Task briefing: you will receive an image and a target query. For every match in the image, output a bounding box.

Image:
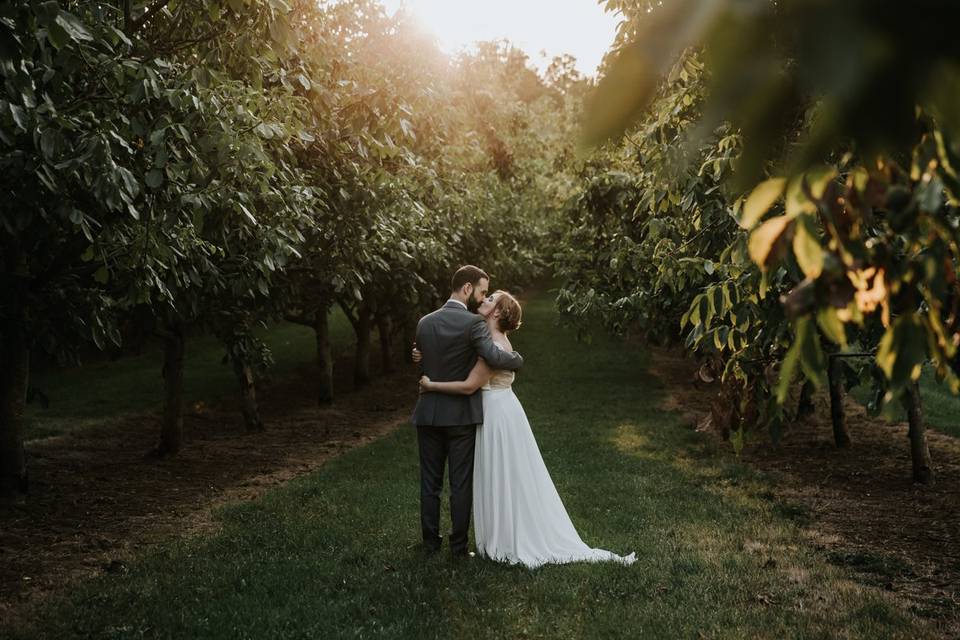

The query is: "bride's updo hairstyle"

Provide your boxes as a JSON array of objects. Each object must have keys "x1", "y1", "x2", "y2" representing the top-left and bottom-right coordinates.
[{"x1": 492, "y1": 290, "x2": 522, "y2": 333}]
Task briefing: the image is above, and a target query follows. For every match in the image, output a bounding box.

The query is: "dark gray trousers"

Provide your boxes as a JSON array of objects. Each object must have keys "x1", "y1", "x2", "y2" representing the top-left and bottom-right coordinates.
[{"x1": 416, "y1": 424, "x2": 477, "y2": 554}]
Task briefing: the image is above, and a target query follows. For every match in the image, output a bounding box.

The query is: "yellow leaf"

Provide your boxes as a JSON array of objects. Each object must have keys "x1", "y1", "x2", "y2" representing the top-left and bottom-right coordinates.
[
  {"x1": 739, "y1": 177, "x2": 786, "y2": 229},
  {"x1": 748, "y1": 215, "x2": 794, "y2": 269},
  {"x1": 785, "y1": 176, "x2": 818, "y2": 217},
  {"x1": 805, "y1": 166, "x2": 838, "y2": 200}
]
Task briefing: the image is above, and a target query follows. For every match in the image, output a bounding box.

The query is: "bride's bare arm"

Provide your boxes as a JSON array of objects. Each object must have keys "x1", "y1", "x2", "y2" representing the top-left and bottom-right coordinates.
[{"x1": 420, "y1": 358, "x2": 493, "y2": 395}]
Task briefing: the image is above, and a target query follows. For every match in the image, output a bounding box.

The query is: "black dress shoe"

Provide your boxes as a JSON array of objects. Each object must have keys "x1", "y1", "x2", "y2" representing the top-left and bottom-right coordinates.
[{"x1": 451, "y1": 550, "x2": 476, "y2": 561}]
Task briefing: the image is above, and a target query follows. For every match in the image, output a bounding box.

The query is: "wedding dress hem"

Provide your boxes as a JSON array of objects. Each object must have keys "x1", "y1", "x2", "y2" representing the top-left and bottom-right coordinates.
[
  {"x1": 473, "y1": 374, "x2": 635, "y2": 570},
  {"x1": 476, "y1": 548, "x2": 637, "y2": 570}
]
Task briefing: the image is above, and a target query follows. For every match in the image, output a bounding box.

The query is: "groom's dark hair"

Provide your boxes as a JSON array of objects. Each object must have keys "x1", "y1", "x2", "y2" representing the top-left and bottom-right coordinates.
[{"x1": 451, "y1": 265, "x2": 489, "y2": 292}]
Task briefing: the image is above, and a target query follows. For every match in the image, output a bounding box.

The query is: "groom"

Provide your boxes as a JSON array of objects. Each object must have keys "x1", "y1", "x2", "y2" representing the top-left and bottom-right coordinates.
[{"x1": 411, "y1": 265, "x2": 524, "y2": 557}]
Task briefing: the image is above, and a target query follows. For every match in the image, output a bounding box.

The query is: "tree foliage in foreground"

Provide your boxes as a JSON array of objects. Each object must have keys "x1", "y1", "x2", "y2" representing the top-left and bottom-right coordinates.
[{"x1": 559, "y1": 0, "x2": 960, "y2": 483}]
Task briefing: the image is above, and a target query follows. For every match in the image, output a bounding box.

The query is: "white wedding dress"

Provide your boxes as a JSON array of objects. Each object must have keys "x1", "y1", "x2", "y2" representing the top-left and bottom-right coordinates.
[{"x1": 473, "y1": 356, "x2": 636, "y2": 569}]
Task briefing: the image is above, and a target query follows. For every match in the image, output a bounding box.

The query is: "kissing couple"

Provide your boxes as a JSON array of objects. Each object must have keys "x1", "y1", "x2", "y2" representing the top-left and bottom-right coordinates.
[{"x1": 411, "y1": 265, "x2": 635, "y2": 568}]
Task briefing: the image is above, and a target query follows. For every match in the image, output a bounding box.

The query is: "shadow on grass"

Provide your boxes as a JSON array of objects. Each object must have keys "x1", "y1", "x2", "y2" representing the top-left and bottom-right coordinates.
[{"x1": 11, "y1": 294, "x2": 925, "y2": 640}]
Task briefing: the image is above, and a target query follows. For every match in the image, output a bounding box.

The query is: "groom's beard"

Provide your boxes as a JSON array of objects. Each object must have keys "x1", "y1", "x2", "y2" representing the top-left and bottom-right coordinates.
[{"x1": 467, "y1": 296, "x2": 481, "y2": 313}]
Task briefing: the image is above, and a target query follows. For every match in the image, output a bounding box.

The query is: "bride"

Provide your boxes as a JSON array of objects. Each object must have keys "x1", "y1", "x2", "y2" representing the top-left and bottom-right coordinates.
[{"x1": 417, "y1": 290, "x2": 635, "y2": 569}]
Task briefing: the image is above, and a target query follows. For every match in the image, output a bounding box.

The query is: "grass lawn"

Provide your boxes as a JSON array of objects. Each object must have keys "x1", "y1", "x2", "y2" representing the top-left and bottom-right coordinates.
[
  {"x1": 24, "y1": 309, "x2": 354, "y2": 440},
  {"x1": 12, "y1": 293, "x2": 927, "y2": 639}
]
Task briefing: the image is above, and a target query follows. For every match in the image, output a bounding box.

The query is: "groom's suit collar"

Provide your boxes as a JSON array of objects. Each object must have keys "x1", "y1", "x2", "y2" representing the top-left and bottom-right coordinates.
[{"x1": 444, "y1": 298, "x2": 468, "y2": 311}]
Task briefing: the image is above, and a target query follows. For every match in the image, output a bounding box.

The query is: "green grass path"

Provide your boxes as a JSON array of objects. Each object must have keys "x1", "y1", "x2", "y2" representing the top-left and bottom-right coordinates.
[{"x1": 15, "y1": 293, "x2": 927, "y2": 639}]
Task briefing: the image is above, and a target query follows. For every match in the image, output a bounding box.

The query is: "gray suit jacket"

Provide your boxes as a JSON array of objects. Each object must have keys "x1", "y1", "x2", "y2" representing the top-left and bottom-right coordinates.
[{"x1": 411, "y1": 301, "x2": 523, "y2": 426}]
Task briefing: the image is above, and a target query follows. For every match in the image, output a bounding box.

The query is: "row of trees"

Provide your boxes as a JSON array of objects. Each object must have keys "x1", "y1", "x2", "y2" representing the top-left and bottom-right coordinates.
[
  {"x1": 0, "y1": 0, "x2": 581, "y2": 501},
  {"x1": 557, "y1": 0, "x2": 960, "y2": 485}
]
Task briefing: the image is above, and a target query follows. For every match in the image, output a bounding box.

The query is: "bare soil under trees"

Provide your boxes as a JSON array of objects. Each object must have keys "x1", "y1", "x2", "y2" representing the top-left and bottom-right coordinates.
[
  {"x1": 653, "y1": 348, "x2": 960, "y2": 636},
  {"x1": 0, "y1": 355, "x2": 418, "y2": 627}
]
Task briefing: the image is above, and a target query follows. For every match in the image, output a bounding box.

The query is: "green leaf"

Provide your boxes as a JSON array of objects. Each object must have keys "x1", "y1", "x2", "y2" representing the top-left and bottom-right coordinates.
[
  {"x1": 238, "y1": 203, "x2": 258, "y2": 225},
  {"x1": 714, "y1": 326, "x2": 729, "y2": 350},
  {"x1": 40, "y1": 128, "x2": 57, "y2": 159},
  {"x1": 94, "y1": 266, "x2": 110, "y2": 284},
  {"x1": 739, "y1": 177, "x2": 785, "y2": 228},
  {"x1": 580, "y1": 0, "x2": 722, "y2": 147},
  {"x1": 54, "y1": 11, "x2": 93, "y2": 43},
  {"x1": 776, "y1": 327, "x2": 803, "y2": 403},
  {"x1": 792, "y1": 214, "x2": 824, "y2": 279},
  {"x1": 117, "y1": 167, "x2": 140, "y2": 199},
  {"x1": 9, "y1": 103, "x2": 27, "y2": 131},
  {"x1": 876, "y1": 315, "x2": 927, "y2": 395},
  {"x1": 145, "y1": 169, "x2": 164, "y2": 189},
  {"x1": 47, "y1": 19, "x2": 70, "y2": 49},
  {"x1": 255, "y1": 123, "x2": 274, "y2": 139},
  {"x1": 798, "y1": 316, "x2": 827, "y2": 388},
  {"x1": 816, "y1": 307, "x2": 847, "y2": 347}
]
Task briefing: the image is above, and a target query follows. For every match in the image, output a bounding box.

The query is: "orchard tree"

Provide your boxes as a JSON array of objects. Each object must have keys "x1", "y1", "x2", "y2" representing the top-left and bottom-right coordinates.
[
  {"x1": 571, "y1": 0, "x2": 960, "y2": 483},
  {"x1": 1, "y1": 2, "x2": 156, "y2": 499}
]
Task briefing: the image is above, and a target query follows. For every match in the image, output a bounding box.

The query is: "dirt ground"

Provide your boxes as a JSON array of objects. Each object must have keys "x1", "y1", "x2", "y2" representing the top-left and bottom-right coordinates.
[
  {"x1": 0, "y1": 356, "x2": 419, "y2": 626},
  {"x1": 652, "y1": 347, "x2": 960, "y2": 638}
]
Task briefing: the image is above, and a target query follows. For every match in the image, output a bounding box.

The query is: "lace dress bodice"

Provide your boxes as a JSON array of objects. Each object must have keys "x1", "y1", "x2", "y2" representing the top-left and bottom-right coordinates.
[
  {"x1": 483, "y1": 368, "x2": 515, "y2": 391},
  {"x1": 482, "y1": 343, "x2": 515, "y2": 391}
]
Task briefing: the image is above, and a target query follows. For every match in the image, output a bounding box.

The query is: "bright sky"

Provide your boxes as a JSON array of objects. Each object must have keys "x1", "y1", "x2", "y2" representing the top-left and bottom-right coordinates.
[{"x1": 378, "y1": 0, "x2": 620, "y2": 76}]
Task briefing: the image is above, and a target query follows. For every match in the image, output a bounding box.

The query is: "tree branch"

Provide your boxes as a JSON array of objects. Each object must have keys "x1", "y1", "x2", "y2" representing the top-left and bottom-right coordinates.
[
  {"x1": 130, "y1": 0, "x2": 172, "y2": 33},
  {"x1": 337, "y1": 297, "x2": 360, "y2": 330},
  {"x1": 284, "y1": 312, "x2": 313, "y2": 327}
]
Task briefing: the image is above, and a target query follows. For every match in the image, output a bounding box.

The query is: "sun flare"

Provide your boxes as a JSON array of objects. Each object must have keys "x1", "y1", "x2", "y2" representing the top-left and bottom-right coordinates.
[{"x1": 378, "y1": 0, "x2": 619, "y2": 75}]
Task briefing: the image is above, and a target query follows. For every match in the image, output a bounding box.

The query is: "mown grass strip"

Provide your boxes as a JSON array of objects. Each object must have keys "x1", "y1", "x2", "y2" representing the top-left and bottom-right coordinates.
[{"x1": 13, "y1": 293, "x2": 925, "y2": 639}]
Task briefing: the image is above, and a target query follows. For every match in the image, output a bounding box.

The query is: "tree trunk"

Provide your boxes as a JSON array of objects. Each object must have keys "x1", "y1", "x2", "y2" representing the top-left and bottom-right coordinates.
[
  {"x1": 904, "y1": 381, "x2": 934, "y2": 485},
  {"x1": 156, "y1": 321, "x2": 186, "y2": 456},
  {"x1": 315, "y1": 309, "x2": 334, "y2": 404},
  {"x1": 0, "y1": 317, "x2": 29, "y2": 502},
  {"x1": 796, "y1": 378, "x2": 816, "y2": 420},
  {"x1": 353, "y1": 305, "x2": 373, "y2": 388},
  {"x1": 827, "y1": 357, "x2": 852, "y2": 448},
  {"x1": 231, "y1": 353, "x2": 263, "y2": 432},
  {"x1": 377, "y1": 313, "x2": 395, "y2": 374}
]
